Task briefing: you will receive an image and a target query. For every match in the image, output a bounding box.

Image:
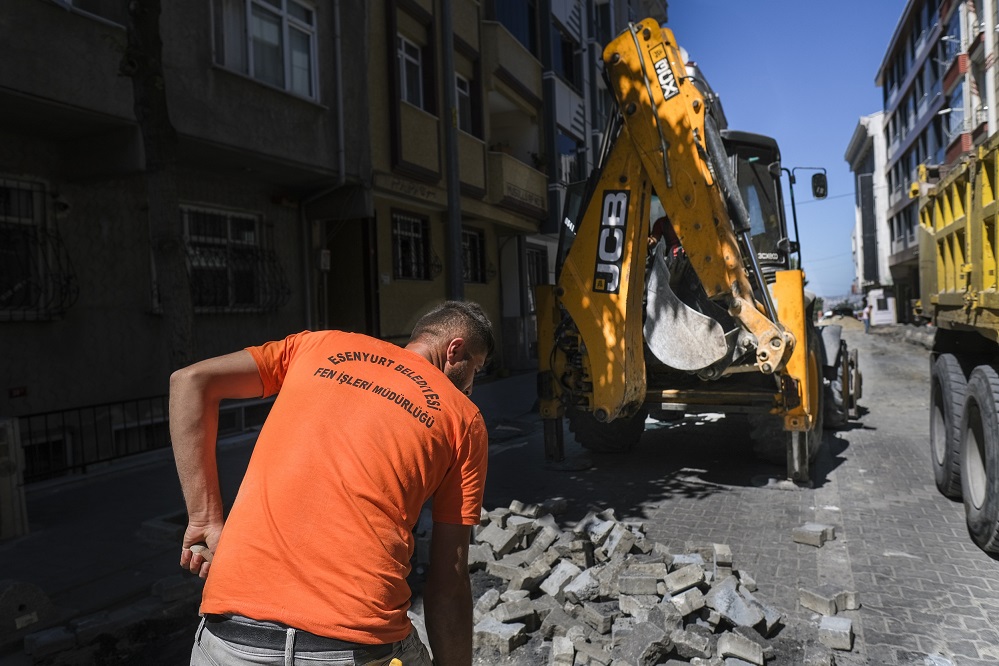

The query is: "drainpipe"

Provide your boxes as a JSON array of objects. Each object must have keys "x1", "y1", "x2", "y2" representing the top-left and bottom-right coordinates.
[
  {"x1": 299, "y1": 0, "x2": 349, "y2": 330},
  {"x1": 441, "y1": 0, "x2": 463, "y2": 300},
  {"x1": 985, "y1": 0, "x2": 997, "y2": 133}
]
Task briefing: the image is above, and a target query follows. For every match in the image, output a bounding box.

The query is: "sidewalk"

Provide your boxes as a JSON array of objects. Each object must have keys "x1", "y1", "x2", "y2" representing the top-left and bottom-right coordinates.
[{"x1": 0, "y1": 370, "x2": 539, "y2": 664}]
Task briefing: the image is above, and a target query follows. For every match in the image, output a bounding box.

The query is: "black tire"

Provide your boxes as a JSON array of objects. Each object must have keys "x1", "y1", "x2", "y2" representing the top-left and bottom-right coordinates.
[
  {"x1": 751, "y1": 326, "x2": 825, "y2": 473},
  {"x1": 824, "y1": 340, "x2": 849, "y2": 429},
  {"x1": 567, "y1": 406, "x2": 647, "y2": 454},
  {"x1": 930, "y1": 353, "x2": 966, "y2": 499},
  {"x1": 959, "y1": 366, "x2": 999, "y2": 554}
]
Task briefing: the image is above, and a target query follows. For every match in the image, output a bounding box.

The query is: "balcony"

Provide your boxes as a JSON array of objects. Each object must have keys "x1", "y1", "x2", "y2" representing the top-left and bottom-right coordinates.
[
  {"x1": 486, "y1": 151, "x2": 547, "y2": 220},
  {"x1": 397, "y1": 103, "x2": 441, "y2": 178},
  {"x1": 481, "y1": 21, "x2": 542, "y2": 107},
  {"x1": 458, "y1": 131, "x2": 486, "y2": 196}
]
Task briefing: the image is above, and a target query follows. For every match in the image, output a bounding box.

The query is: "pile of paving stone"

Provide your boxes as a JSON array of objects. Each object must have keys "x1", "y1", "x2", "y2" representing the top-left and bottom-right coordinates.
[{"x1": 454, "y1": 499, "x2": 833, "y2": 666}]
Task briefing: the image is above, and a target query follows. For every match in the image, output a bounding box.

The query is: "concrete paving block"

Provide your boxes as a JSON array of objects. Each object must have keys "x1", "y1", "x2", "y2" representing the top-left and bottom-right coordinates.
[
  {"x1": 564, "y1": 567, "x2": 602, "y2": 604},
  {"x1": 712, "y1": 542, "x2": 733, "y2": 564},
  {"x1": 736, "y1": 569, "x2": 757, "y2": 592},
  {"x1": 732, "y1": 626, "x2": 775, "y2": 660},
  {"x1": 716, "y1": 632, "x2": 764, "y2": 665},
  {"x1": 477, "y1": 521, "x2": 520, "y2": 555},
  {"x1": 560, "y1": 538, "x2": 596, "y2": 569},
  {"x1": 705, "y1": 576, "x2": 764, "y2": 628},
  {"x1": 577, "y1": 600, "x2": 620, "y2": 635},
  {"x1": 473, "y1": 588, "x2": 501, "y2": 623},
  {"x1": 664, "y1": 563, "x2": 706, "y2": 594},
  {"x1": 530, "y1": 595, "x2": 562, "y2": 624},
  {"x1": 647, "y1": 600, "x2": 684, "y2": 634},
  {"x1": 23, "y1": 626, "x2": 76, "y2": 658},
  {"x1": 836, "y1": 590, "x2": 860, "y2": 611},
  {"x1": 508, "y1": 499, "x2": 541, "y2": 518},
  {"x1": 473, "y1": 616, "x2": 527, "y2": 655},
  {"x1": 631, "y1": 535, "x2": 654, "y2": 555},
  {"x1": 467, "y1": 543, "x2": 495, "y2": 571},
  {"x1": 499, "y1": 525, "x2": 561, "y2": 567},
  {"x1": 610, "y1": 621, "x2": 672, "y2": 665},
  {"x1": 611, "y1": 617, "x2": 635, "y2": 647},
  {"x1": 573, "y1": 639, "x2": 614, "y2": 666},
  {"x1": 550, "y1": 635, "x2": 574, "y2": 666},
  {"x1": 618, "y1": 573, "x2": 659, "y2": 595},
  {"x1": 792, "y1": 522, "x2": 836, "y2": 547},
  {"x1": 595, "y1": 556, "x2": 629, "y2": 598},
  {"x1": 818, "y1": 615, "x2": 853, "y2": 651},
  {"x1": 670, "y1": 587, "x2": 706, "y2": 617},
  {"x1": 618, "y1": 594, "x2": 659, "y2": 619},
  {"x1": 799, "y1": 586, "x2": 839, "y2": 615},
  {"x1": 485, "y1": 559, "x2": 521, "y2": 582},
  {"x1": 486, "y1": 507, "x2": 511, "y2": 527},
  {"x1": 671, "y1": 553, "x2": 706, "y2": 569},
  {"x1": 506, "y1": 515, "x2": 536, "y2": 538},
  {"x1": 540, "y1": 559, "x2": 583, "y2": 601},
  {"x1": 671, "y1": 626, "x2": 714, "y2": 659},
  {"x1": 539, "y1": 605, "x2": 588, "y2": 639},
  {"x1": 689, "y1": 658, "x2": 725, "y2": 666},
  {"x1": 489, "y1": 599, "x2": 538, "y2": 632},
  {"x1": 722, "y1": 659, "x2": 756, "y2": 666},
  {"x1": 499, "y1": 589, "x2": 529, "y2": 603},
  {"x1": 508, "y1": 556, "x2": 555, "y2": 592},
  {"x1": 540, "y1": 497, "x2": 569, "y2": 516},
  {"x1": 574, "y1": 512, "x2": 617, "y2": 546},
  {"x1": 803, "y1": 644, "x2": 837, "y2": 665},
  {"x1": 602, "y1": 524, "x2": 637, "y2": 560}
]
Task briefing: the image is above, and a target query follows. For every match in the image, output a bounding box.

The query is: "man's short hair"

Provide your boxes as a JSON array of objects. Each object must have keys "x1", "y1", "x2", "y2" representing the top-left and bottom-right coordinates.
[{"x1": 410, "y1": 301, "x2": 495, "y2": 357}]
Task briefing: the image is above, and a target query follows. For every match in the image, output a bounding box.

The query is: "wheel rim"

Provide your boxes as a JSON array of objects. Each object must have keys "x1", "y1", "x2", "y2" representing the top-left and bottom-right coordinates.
[
  {"x1": 965, "y1": 401, "x2": 988, "y2": 510},
  {"x1": 931, "y1": 384, "x2": 946, "y2": 466}
]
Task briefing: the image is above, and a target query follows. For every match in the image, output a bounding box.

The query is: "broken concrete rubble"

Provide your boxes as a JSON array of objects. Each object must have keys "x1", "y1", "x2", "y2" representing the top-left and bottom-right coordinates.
[{"x1": 457, "y1": 500, "x2": 810, "y2": 664}]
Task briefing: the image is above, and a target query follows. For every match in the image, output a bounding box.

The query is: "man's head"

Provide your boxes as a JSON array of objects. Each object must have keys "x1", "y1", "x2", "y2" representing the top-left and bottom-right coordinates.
[{"x1": 408, "y1": 301, "x2": 494, "y2": 396}]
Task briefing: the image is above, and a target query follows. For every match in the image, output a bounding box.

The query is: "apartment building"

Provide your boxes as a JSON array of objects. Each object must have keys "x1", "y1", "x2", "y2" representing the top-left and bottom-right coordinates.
[
  {"x1": 862, "y1": 0, "x2": 997, "y2": 321},
  {"x1": 845, "y1": 113, "x2": 891, "y2": 294}
]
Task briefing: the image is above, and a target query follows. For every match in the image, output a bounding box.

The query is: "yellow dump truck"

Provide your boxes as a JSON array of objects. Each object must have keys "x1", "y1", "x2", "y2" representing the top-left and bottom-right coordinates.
[{"x1": 917, "y1": 135, "x2": 999, "y2": 554}]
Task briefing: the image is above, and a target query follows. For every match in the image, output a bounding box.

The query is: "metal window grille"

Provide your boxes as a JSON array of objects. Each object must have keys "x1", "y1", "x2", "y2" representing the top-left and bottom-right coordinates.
[
  {"x1": 179, "y1": 206, "x2": 290, "y2": 313},
  {"x1": 0, "y1": 178, "x2": 78, "y2": 320},
  {"x1": 392, "y1": 213, "x2": 430, "y2": 280},
  {"x1": 462, "y1": 228, "x2": 486, "y2": 283}
]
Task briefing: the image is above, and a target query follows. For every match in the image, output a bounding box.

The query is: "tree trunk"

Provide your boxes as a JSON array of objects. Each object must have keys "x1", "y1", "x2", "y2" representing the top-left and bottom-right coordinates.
[{"x1": 122, "y1": 0, "x2": 194, "y2": 371}]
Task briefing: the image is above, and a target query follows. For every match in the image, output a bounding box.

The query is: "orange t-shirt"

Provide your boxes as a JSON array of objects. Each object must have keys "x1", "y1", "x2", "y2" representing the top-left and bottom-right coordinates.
[{"x1": 200, "y1": 330, "x2": 488, "y2": 644}]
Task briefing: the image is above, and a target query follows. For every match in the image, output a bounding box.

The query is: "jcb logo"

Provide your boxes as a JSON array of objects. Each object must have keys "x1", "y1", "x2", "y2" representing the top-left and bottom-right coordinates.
[
  {"x1": 593, "y1": 191, "x2": 629, "y2": 294},
  {"x1": 653, "y1": 53, "x2": 679, "y2": 101}
]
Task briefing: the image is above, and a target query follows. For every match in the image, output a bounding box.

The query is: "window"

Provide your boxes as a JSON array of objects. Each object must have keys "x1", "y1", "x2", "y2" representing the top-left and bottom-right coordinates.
[
  {"x1": 525, "y1": 246, "x2": 548, "y2": 314},
  {"x1": 181, "y1": 206, "x2": 289, "y2": 312},
  {"x1": 462, "y1": 228, "x2": 486, "y2": 283},
  {"x1": 392, "y1": 212, "x2": 431, "y2": 280},
  {"x1": 494, "y1": 0, "x2": 539, "y2": 56},
  {"x1": 0, "y1": 179, "x2": 77, "y2": 320},
  {"x1": 556, "y1": 131, "x2": 587, "y2": 183},
  {"x1": 456, "y1": 75, "x2": 473, "y2": 133},
  {"x1": 398, "y1": 34, "x2": 424, "y2": 109},
  {"x1": 552, "y1": 25, "x2": 581, "y2": 90},
  {"x1": 213, "y1": 0, "x2": 318, "y2": 99}
]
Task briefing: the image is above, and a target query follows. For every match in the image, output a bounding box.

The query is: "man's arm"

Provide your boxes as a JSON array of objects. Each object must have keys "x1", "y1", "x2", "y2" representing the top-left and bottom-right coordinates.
[
  {"x1": 424, "y1": 521, "x2": 473, "y2": 666},
  {"x1": 169, "y1": 350, "x2": 263, "y2": 578}
]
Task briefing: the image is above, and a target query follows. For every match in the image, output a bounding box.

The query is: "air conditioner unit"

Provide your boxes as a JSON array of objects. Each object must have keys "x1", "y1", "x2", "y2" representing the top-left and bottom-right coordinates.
[{"x1": 0, "y1": 417, "x2": 29, "y2": 539}]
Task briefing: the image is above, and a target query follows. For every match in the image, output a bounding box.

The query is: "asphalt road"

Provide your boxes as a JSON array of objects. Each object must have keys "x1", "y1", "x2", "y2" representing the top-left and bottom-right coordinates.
[{"x1": 478, "y1": 318, "x2": 999, "y2": 665}]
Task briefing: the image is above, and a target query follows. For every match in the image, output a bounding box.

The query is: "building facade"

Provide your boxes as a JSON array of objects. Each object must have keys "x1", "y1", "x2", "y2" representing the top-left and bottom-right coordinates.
[
  {"x1": 867, "y1": 0, "x2": 998, "y2": 321},
  {"x1": 845, "y1": 112, "x2": 891, "y2": 296}
]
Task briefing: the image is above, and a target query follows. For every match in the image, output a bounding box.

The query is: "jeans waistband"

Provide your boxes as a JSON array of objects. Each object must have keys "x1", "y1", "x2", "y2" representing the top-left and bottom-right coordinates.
[{"x1": 203, "y1": 615, "x2": 394, "y2": 657}]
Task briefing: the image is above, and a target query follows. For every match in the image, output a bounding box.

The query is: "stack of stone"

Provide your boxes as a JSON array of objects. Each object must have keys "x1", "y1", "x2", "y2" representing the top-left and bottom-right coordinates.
[{"x1": 463, "y1": 499, "x2": 811, "y2": 666}]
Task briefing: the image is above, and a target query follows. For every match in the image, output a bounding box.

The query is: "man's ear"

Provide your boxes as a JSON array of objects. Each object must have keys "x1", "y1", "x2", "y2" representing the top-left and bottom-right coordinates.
[{"x1": 445, "y1": 337, "x2": 466, "y2": 364}]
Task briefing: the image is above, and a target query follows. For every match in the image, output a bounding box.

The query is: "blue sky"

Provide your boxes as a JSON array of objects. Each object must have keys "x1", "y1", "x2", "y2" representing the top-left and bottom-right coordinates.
[{"x1": 667, "y1": 1, "x2": 908, "y2": 298}]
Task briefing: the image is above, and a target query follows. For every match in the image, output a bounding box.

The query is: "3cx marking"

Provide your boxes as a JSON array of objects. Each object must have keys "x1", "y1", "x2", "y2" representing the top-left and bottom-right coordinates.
[
  {"x1": 650, "y1": 44, "x2": 679, "y2": 101},
  {"x1": 593, "y1": 190, "x2": 629, "y2": 294}
]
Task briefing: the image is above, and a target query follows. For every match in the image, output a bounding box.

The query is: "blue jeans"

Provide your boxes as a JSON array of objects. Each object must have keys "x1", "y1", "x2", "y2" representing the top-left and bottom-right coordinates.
[{"x1": 190, "y1": 617, "x2": 433, "y2": 666}]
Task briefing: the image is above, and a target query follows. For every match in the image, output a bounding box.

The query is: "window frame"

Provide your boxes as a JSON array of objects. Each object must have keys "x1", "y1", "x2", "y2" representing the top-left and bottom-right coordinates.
[
  {"x1": 398, "y1": 33, "x2": 425, "y2": 109},
  {"x1": 461, "y1": 227, "x2": 486, "y2": 284},
  {"x1": 456, "y1": 74, "x2": 473, "y2": 134},
  {"x1": 392, "y1": 211, "x2": 432, "y2": 281},
  {"x1": 213, "y1": 0, "x2": 320, "y2": 100}
]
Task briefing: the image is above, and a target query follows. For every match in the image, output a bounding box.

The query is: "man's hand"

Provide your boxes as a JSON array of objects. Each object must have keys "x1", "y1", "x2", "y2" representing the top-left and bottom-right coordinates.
[{"x1": 180, "y1": 520, "x2": 223, "y2": 578}]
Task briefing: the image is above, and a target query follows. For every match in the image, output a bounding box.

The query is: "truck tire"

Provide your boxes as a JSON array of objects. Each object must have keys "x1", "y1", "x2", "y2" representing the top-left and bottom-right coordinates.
[
  {"x1": 824, "y1": 340, "x2": 849, "y2": 429},
  {"x1": 930, "y1": 353, "x2": 966, "y2": 499},
  {"x1": 959, "y1": 365, "x2": 999, "y2": 554},
  {"x1": 751, "y1": 325, "x2": 825, "y2": 474},
  {"x1": 567, "y1": 406, "x2": 647, "y2": 454}
]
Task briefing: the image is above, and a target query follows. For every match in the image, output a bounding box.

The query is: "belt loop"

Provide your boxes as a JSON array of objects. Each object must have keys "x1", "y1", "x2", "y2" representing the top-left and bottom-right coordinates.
[
  {"x1": 195, "y1": 616, "x2": 207, "y2": 644},
  {"x1": 284, "y1": 627, "x2": 295, "y2": 666}
]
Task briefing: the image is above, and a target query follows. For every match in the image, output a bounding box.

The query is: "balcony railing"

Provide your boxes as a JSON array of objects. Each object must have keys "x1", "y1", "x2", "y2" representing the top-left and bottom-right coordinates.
[
  {"x1": 17, "y1": 395, "x2": 273, "y2": 482},
  {"x1": 486, "y1": 151, "x2": 547, "y2": 220}
]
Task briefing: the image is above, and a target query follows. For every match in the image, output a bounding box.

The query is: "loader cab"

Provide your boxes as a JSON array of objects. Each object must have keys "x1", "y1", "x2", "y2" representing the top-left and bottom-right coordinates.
[{"x1": 720, "y1": 130, "x2": 790, "y2": 281}]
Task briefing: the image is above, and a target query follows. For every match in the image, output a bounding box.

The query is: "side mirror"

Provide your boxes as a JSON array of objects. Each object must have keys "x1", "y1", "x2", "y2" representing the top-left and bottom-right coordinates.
[{"x1": 811, "y1": 173, "x2": 828, "y2": 199}]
